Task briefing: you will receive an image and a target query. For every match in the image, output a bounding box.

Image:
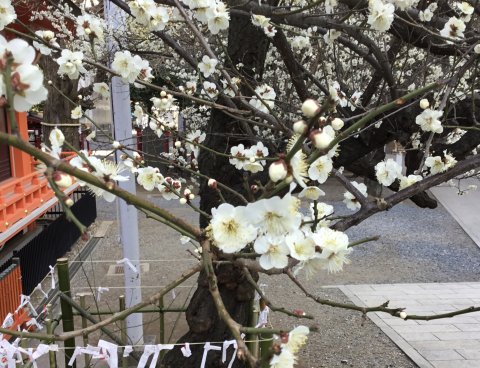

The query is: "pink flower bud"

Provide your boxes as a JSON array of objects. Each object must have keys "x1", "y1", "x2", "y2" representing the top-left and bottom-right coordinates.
[
  {"x1": 208, "y1": 178, "x2": 217, "y2": 189},
  {"x1": 310, "y1": 129, "x2": 334, "y2": 150},
  {"x1": 331, "y1": 118, "x2": 344, "y2": 131},
  {"x1": 268, "y1": 160, "x2": 288, "y2": 182},
  {"x1": 301, "y1": 99, "x2": 320, "y2": 118},
  {"x1": 292, "y1": 120, "x2": 308, "y2": 134},
  {"x1": 54, "y1": 172, "x2": 73, "y2": 188}
]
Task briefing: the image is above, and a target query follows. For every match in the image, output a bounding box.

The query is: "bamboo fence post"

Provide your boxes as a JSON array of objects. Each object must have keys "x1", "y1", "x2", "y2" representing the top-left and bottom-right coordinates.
[
  {"x1": 259, "y1": 332, "x2": 273, "y2": 368},
  {"x1": 159, "y1": 295, "x2": 165, "y2": 360},
  {"x1": 246, "y1": 298, "x2": 259, "y2": 365},
  {"x1": 57, "y1": 258, "x2": 76, "y2": 368},
  {"x1": 79, "y1": 294, "x2": 90, "y2": 367},
  {"x1": 47, "y1": 304, "x2": 57, "y2": 368},
  {"x1": 119, "y1": 295, "x2": 128, "y2": 368}
]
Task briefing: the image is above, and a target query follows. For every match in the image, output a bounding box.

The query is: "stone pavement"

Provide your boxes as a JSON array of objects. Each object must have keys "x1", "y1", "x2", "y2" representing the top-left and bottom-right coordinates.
[
  {"x1": 430, "y1": 179, "x2": 480, "y2": 248},
  {"x1": 339, "y1": 282, "x2": 480, "y2": 368}
]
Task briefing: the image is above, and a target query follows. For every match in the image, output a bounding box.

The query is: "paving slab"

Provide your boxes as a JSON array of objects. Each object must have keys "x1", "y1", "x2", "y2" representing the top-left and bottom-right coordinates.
[
  {"x1": 430, "y1": 180, "x2": 480, "y2": 248},
  {"x1": 339, "y1": 282, "x2": 480, "y2": 368}
]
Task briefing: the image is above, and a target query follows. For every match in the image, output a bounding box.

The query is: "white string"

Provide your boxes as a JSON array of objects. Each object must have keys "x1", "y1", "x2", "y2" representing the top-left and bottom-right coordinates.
[
  {"x1": 42, "y1": 337, "x2": 274, "y2": 350},
  {"x1": 73, "y1": 285, "x2": 195, "y2": 290},
  {"x1": 68, "y1": 259, "x2": 198, "y2": 263}
]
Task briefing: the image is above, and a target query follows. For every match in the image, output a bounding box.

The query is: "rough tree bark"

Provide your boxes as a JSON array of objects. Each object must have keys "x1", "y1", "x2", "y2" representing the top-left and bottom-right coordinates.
[
  {"x1": 163, "y1": 14, "x2": 270, "y2": 368},
  {"x1": 39, "y1": 55, "x2": 81, "y2": 150}
]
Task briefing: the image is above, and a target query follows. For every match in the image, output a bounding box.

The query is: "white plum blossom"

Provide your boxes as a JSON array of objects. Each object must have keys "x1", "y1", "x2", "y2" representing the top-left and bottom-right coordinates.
[
  {"x1": 299, "y1": 186, "x2": 325, "y2": 200},
  {"x1": 368, "y1": 0, "x2": 395, "y2": 32},
  {"x1": 418, "y1": 3, "x2": 437, "y2": 22},
  {"x1": 249, "y1": 84, "x2": 276, "y2": 113},
  {"x1": 56, "y1": 49, "x2": 87, "y2": 80},
  {"x1": 128, "y1": 0, "x2": 156, "y2": 25},
  {"x1": 263, "y1": 24, "x2": 277, "y2": 38},
  {"x1": 150, "y1": 6, "x2": 170, "y2": 31},
  {"x1": 229, "y1": 144, "x2": 247, "y2": 170},
  {"x1": 186, "y1": 129, "x2": 206, "y2": 158},
  {"x1": 425, "y1": 156, "x2": 446, "y2": 175},
  {"x1": 375, "y1": 158, "x2": 402, "y2": 186},
  {"x1": 251, "y1": 14, "x2": 270, "y2": 28},
  {"x1": 206, "y1": 2, "x2": 230, "y2": 34},
  {"x1": 308, "y1": 155, "x2": 333, "y2": 184},
  {"x1": 324, "y1": 0, "x2": 338, "y2": 13},
  {"x1": 290, "y1": 150, "x2": 309, "y2": 187},
  {"x1": 285, "y1": 230, "x2": 316, "y2": 261},
  {"x1": 399, "y1": 174, "x2": 422, "y2": 190},
  {"x1": 312, "y1": 227, "x2": 351, "y2": 273},
  {"x1": 0, "y1": 37, "x2": 48, "y2": 111},
  {"x1": 309, "y1": 202, "x2": 334, "y2": 228},
  {"x1": 93, "y1": 82, "x2": 110, "y2": 98},
  {"x1": 71, "y1": 106, "x2": 82, "y2": 119},
  {"x1": 76, "y1": 14, "x2": 105, "y2": 41},
  {"x1": 210, "y1": 203, "x2": 258, "y2": 253},
  {"x1": 440, "y1": 17, "x2": 466, "y2": 40},
  {"x1": 202, "y1": 81, "x2": 218, "y2": 99},
  {"x1": 158, "y1": 177, "x2": 182, "y2": 200},
  {"x1": 254, "y1": 236, "x2": 289, "y2": 270},
  {"x1": 112, "y1": 51, "x2": 142, "y2": 83},
  {"x1": 33, "y1": 30, "x2": 59, "y2": 56},
  {"x1": 249, "y1": 196, "x2": 301, "y2": 236},
  {"x1": 137, "y1": 166, "x2": 164, "y2": 191},
  {"x1": 285, "y1": 326, "x2": 309, "y2": 353},
  {"x1": 343, "y1": 181, "x2": 367, "y2": 211},
  {"x1": 415, "y1": 109, "x2": 443, "y2": 134},
  {"x1": 49, "y1": 128, "x2": 65, "y2": 151},
  {"x1": 291, "y1": 36, "x2": 310, "y2": 50},
  {"x1": 269, "y1": 348, "x2": 295, "y2": 368},
  {"x1": 151, "y1": 93, "x2": 174, "y2": 111},
  {"x1": 0, "y1": 0, "x2": 16, "y2": 30},
  {"x1": 198, "y1": 55, "x2": 218, "y2": 78},
  {"x1": 387, "y1": 0, "x2": 418, "y2": 10},
  {"x1": 324, "y1": 29, "x2": 341, "y2": 45}
]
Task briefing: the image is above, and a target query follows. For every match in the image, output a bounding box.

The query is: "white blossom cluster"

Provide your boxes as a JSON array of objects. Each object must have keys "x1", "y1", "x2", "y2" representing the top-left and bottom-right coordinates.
[{"x1": 209, "y1": 194, "x2": 352, "y2": 275}]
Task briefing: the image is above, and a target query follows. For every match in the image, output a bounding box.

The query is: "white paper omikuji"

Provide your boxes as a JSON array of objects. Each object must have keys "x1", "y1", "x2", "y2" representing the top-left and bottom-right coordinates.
[
  {"x1": 256, "y1": 306, "x2": 270, "y2": 328},
  {"x1": 116, "y1": 258, "x2": 138, "y2": 274},
  {"x1": 222, "y1": 340, "x2": 238, "y2": 368},
  {"x1": 98, "y1": 340, "x2": 118, "y2": 368},
  {"x1": 16, "y1": 295, "x2": 38, "y2": 316},
  {"x1": 0, "y1": 339, "x2": 17, "y2": 368},
  {"x1": 181, "y1": 343, "x2": 192, "y2": 357},
  {"x1": 96, "y1": 287, "x2": 109, "y2": 302},
  {"x1": 48, "y1": 265, "x2": 55, "y2": 290},
  {"x1": 147, "y1": 344, "x2": 174, "y2": 368},
  {"x1": 200, "y1": 342, "x2": 221, "y2": 368},
  {"x1": 34, "y1": 283, "x2": 48, "y2": 300},
  {"x1": 137, "y1": 345, "x2": 156, "y2": 368},
  {"x1": 123, "y1": 345, "x2": 133, "y2": 357}
]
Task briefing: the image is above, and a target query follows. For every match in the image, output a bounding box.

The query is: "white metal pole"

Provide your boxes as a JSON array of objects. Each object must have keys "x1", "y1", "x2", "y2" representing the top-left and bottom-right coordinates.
[{"x1": 105, "y1": 0, "x2": 144, "y2": 344}]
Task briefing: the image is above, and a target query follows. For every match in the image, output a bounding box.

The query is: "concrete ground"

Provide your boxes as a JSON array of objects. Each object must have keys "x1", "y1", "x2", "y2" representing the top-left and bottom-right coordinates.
[{"x1": 32, "y1": 177, "x2": 480, "y2": 367}]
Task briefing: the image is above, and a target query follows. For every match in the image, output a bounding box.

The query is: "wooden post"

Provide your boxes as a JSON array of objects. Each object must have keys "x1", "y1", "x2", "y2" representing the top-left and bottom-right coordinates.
[
  {"x1": 119, "y1": 295, "x2": 128, "y2": 368},
  {"x1": 79, "y1": 294, "x2": 90, "y2": 367},
  {"x1": 57, "y1": 258, "x2": 75, "y2": 368},
  {"x1": 259, "y1": 332, "x2": 273, "y2": 368},
  {"x1": 159, "y1": 295, "x2": 165, "y2": 359},
  {"x1": 46, "y1": 304, "x2": 57, "y2": 368},
  {"x1": 246, "y1": 298, "x2": 259, "y2": 363}
]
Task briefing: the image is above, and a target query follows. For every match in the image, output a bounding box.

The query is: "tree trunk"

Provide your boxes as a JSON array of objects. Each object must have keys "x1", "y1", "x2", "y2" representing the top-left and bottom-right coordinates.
[
  {"x1": 39, "y1": 55, "x2": 81, "y2": 150},
  {"x1": 163, "y1": 15, "x2": 270, "y2": 368}
]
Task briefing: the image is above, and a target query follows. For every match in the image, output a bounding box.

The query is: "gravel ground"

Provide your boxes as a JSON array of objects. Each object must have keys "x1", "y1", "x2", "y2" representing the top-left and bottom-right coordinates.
[{"x1": 78, "y1": 181, "x2": 480, "y2": 368}]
